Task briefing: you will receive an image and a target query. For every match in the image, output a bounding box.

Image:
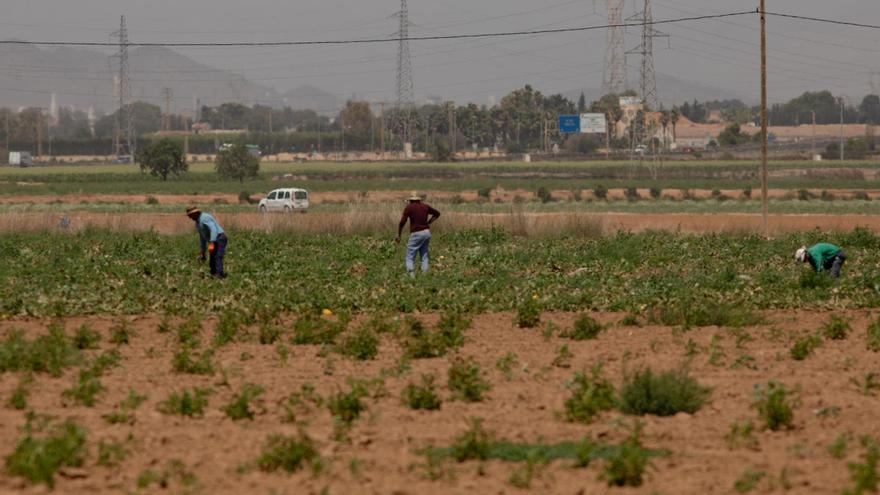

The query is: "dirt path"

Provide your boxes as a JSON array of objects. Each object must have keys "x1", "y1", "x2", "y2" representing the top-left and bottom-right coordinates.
[
  {"x1": 0, "y1": 310, "x2": 876, "y2": 494},
  {"x1": 0, "y1": 210, "x2": 875, "y2": 235}
]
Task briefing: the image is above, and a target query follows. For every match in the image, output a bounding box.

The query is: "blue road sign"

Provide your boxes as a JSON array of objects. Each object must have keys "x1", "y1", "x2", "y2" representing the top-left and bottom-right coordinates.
[{"x1": 558, "y1": 115, "x2": 580, "y2": 133}]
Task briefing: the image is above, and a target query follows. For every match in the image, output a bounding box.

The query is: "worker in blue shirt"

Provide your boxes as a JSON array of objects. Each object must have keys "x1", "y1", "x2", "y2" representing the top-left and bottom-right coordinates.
[{"x1": 186, "y1": 207, "x2": 228, "y2": 278}]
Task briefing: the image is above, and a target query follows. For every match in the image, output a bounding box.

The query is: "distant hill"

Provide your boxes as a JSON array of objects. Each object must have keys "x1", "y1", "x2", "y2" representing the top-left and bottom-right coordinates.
[
  {"x1": 0, "y1": 44, "x2": 332, "y2": 114},
  {"x1": 563, "y1": 72, "x2": 752, "y2": 109}
]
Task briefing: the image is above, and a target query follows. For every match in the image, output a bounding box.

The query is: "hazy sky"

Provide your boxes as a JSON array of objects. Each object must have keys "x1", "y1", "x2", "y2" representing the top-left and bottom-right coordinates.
[{"x1": 3, "y1": 0, "x2": 880, "y2": 106}]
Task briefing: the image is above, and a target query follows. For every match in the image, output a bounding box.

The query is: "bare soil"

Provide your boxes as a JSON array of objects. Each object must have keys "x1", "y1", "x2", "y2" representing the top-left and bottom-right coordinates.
[{"x1": 0, "y1": 311, "x2": 878, "y2": 494}]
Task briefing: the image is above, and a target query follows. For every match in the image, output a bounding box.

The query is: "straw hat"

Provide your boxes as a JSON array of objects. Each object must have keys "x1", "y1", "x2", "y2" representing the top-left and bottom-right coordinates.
[
  {"x1": 185, "y1": 206, "x2": 201, "y2": 216},
  {"x1": 407, "y1": 191, "x2": 422, "y2": 201}
]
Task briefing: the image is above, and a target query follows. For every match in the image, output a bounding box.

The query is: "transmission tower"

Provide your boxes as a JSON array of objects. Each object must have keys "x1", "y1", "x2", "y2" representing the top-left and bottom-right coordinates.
[
  {"x1": 627, "y1": 0, "x2": 667, "y2": 110},
  {"x1": 162, "y1": 87, "x2": 173, "y2": 131},
  {"x1": 394, "y1": 0, "x2": 415, "y2": 147},
  {"x1": 601, "y1": 0, "x2": 627, "y2": 96},
  {"x1": 111, "y1": 15, "x2": 134, "y2": 157}
]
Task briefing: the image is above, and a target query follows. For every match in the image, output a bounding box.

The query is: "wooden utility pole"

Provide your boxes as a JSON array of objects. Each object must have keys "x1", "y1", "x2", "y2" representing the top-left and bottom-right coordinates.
[
  {"x1": 811, "y1": 110, "x2": 816, "y2": 159},
  {"x1": 36, "y1": 110, "x2": 43, "y2": 158},
  {"x1": 759, "y1": 0, "x2": 769, "y2": 236},
  {"x1": 4, "y1": 111, "x2": 10, "y2": 152},
  {"x1": 379, "y1": 103, "x2": 385, "y2": 156},
  {"x1": 839, "y1": 96, "x2": 845, "y2": 161}
]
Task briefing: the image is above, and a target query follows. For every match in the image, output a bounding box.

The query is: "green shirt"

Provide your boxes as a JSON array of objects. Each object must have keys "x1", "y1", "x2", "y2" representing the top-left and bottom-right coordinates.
[{"x1": 807, "y1": 243, "x2": 841, "y2": 272}]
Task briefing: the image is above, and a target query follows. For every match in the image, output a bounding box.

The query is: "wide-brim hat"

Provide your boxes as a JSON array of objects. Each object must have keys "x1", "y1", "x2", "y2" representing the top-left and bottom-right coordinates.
[
  {"x1": 795, "y1": 246, "x2": 807, "y2": 262},
  {"x1": 407, "y1": 191, "x2": 422, "y2": 201},
  {"x1": 186, "y1": 206, "x2": 201, "y2": 216}
]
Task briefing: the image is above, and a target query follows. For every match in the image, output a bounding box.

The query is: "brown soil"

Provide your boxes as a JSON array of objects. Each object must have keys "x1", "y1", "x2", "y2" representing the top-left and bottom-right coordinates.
[
  {"x1": 1, "y1": 210, "x2": 877, "y2": 236},
  {"x1": 3, "y1": 187, "x2": 880, "y2": 206},
  {"x1": 0, "y1": 310, "x2": 877, "y2": 494}
]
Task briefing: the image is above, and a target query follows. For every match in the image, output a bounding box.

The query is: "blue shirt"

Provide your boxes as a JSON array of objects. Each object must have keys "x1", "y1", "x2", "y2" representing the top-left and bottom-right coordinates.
[{"x1": 196, "y1": 213, "x2": 225, "y2": 251}]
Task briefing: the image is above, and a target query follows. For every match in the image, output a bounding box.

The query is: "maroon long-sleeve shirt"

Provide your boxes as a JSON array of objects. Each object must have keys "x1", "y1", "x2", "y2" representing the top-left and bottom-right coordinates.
[{"x1": 399, "y1": 202, "x2": 440, "y2": 233}]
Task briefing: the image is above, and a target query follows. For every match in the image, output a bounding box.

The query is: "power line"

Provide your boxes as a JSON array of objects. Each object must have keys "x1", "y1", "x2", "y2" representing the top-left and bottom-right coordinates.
[
  {"x1": 0, "y1": 11, "x2": 757, "y2": 47},
  {"x1": 764, "y1": 11, "x2": 880, "y2": 30}
]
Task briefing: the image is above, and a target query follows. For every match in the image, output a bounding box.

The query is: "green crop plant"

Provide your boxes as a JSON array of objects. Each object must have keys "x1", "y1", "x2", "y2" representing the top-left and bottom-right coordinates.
[
  {"x1": 451, "y1": 418, "x2": 493, "y2": 462},
  {"x1": 175, "y1": 316, "x2": 203, "y2": 347},
  {"x1": 508, "y1": 457, "x2": 544, "y2": 489},
  {"x1": 109, "y1": 319, "x2": 134, "y2": 345},
  {"x1": 850, "y1": 371, "x2": 880, "y2": 396},
  {"x1": 436, "y1": 309, "x2": 471, "y2": 349},
  {"x1": 158, "y1": 388, "x2": 210, "y2": 417},
  {"x1": 6, "y1": 374, "x2": 33, "y2": 410},
  {"x1": 256, "y1": 432, "x2": 321, "y2": 474},
  {"x1": 327, "y1": 385, "x2": 367, "y2": 425},
  {"x1": 401, "y1": 316, "x2": 447, "y2": 359},
  {"x1": 828, "y1": 433, "x2": 851, "y2": 460},
  {"x1": 136, "y1": 459, "x2": 198, "y2": 490},
  {"x1": 72, "y1": 324, "x2": 101, "y2": 350},
  {"x1": 734, "y1": 469, "x2": 767, "y2": 493},
  {"x1": 222, "y1": 383, "x2": 265, "y2": 421},
  {"x1": 790, "y1": 334, "x2": 822, "y2": 361},
  {"x1": 5, "y1": 418, "x2": 87, "y2": 488},
  {"x1": 258, "y1": 322, "x2": 283, "y2": 344},
  {"x1": 725, "y1": 420, "x2": 759, "y2": 450},
  {"x1": 0, "y1": 326, "x2": 80, "y2": 376},
  {"x1": 562, "y1": 314, "x2": 604, "y2": 340},
  {"x1": 753, "y1": 381, "x2": 796, "y2": 431},
  {"x1": 822, "y1": 315, "x2": 851, "y2": 340},
  {"x1": 515, "y1": 298, "x2": 541, "y2": 328},
  {"x1": 337, "y1": 327, "x2": 379, "y2": 361},
  {"x1": 291, "y1": 312, "x2": 347, "y2": 345},
  {"x1": 62, "y1": 368, "x2": 104, "y2": 407},
  {"x1": 495, "y1": 352, "x2": 518, "y2": 381},
  {"x1": 600, "y1": 422, "x2": 652, "y2": 487},
  {"x1": 447, "y1": 357, "x2": 491, "y2": 402},
  {"x1": 214, "y1": 311, "x2": 244, "y2": 347},
  {"x1": 618, "y1": 367, "x2": 711, "y2": 416},
  {"x1": 402, "y1": 374, "x2": 442, "y2": 411},
  {"x1": 103, "y1": 389, "x2": 148, "y2": 424},
  {"x1": 620, "y1": 313, "x2": 641, "y2": 327},
  {"x1": 843, "y1": 437, "x2": 879, "y2": 495},
  {"x1": 868, "y1": 317, "x2": 880, "y2": 352},
  {"x1": 564, "y1": 365, "x2": 616, "y2": 423},
  {"x1": 96, "y1": 438, "x2": 129, "y2": 467},
  {"x1": 171, "y1": 346, "x2": 215, "y2": 375},
  {"x1": 552, "y1": 345, "x2": 573, "y2": 368}
]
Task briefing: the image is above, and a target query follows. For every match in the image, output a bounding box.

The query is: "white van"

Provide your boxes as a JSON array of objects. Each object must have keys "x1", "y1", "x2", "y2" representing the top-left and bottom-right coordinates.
[{"x1": 259, "y1": 188, "x2": 309, "y2": 213}]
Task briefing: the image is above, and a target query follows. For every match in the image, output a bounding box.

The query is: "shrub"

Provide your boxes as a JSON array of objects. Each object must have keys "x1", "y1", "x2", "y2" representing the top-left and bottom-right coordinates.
[
  {"x1": 844, "y1": 437, "x2": 879, "y2": 495},
  {"x1": 0, "y1": 325, "x2": 80, "y2": 376},
  {"x1": 72, "y1": 324, "x2": 100, "y2": 350},
  {"x1": 447, "y1": 358, "x2": 491, "y2": 402},
  {"x1": 649, "y1": 187, "x2": 662, "y2": 199},
  {"x1": 600, "y1": 422, "x2": 652, "y2": 487},
  {"x1": 797, "y1": 189, "x2": 813, "y2": 201},
  {"x1": 564, "y1": 365, "x2": 616, "y2": 423},
  {"x1": 158, "y1": 388, "x2": 210, "y2": 417},
  {"x1": 742, "y1": 186, "x2": 752, "y2": 199},
  {"x1": 436, "y1": 309, "x2": 471, "y2": 349},
  {"x1": 222, "y1": 384, "x2": 265, "y2": 421},
  {"x1": 625, "y1": 187, "x2": 640, "y2": 201},
  {"x1": 256, "y1": 433, "x2": 320, "y2": 474},
  {"x1": 402, "y1": 317, "x2": 446, "y2": 359},
  {"x1": 214, "y1": 311, "x2": 244, "y2": 347},
  {"x1": 7, "y1": 375, "x2": 32, "y2": 410},
  {"x1": 5, "y1": 419, "x2": 87, "y2": 488},
  {"x1": 618, "y1": 367, "x2": 710, "y2": 416},
  {"x1": 752, "y1": 381, "x2": 795, "y2": 431},
  {"x1": 337, "y1": 327, "x2": 379, "y2": 361},
  {"x1": 477, "y1": 187, "x2": 492, "y2": 199},
  {"x1": 451, "y1": 418, "x2": 493, "y2": 462},
  {"x1": 327, "y1": 387, "x2": 367, "y2": 425},
  {"x1": 145, "y1": 196, "x2": 160, "y2": 205},
  {"x1": 790, "y1": 334, "x2": 822, "y2": 360},
  {"x1": 536, "y1": 187, "x2": 553, "y2": 203},
  {"x1": 822, "y1": 315, "x2": 850, "y2": 340},
  {"x1": 258, "y1": 323, "x2": 283, "y2": 345},
  {"x1": 402, "y1": 374, "x2": 442, "y2": 410},
  {"x1": 97, "y1": 438, "x2": 128, "y2": 467},
  {"x1": 292, "y1": 312, "x2": 345, "y2": 345},
  {"x1": 867, "y1": 317, "x2": 880, "y2": 352},
  {"x1": 593, "y1": 185, "x2": 609, "y2": 200},
  {"x1": 171, "y1": 346, "x2": 215, "y2": 375},
  {"x1": 109, "y1": 319, "x2": 133, "y2": 345},
  {"x1": 515, "y1": 298, "x2": 541, "y2": 328},
  {"x1": 62, "y1": 368, "x2": 104, "y2": 407},
  {"x1": 238, "y1": 191, "x2": 253, "y2": 204},
  {"x1": 563, "y1": 314, "x2": 604, "y2": 340}
]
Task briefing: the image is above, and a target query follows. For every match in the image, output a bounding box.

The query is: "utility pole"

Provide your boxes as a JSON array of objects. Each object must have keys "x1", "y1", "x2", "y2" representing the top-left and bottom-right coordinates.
[
  {"x1": 394, "y1": 0, "x2": 415, "y2": 150},
  {"x1": 379, "y1": 103, "x2": 386, "y2": 156},
  {"x1": 839, "y1": 96, "x2": 845, "y2": 161},
  {"x1": 36, "y1": 110, "x2": 43, "y2": 158},
  {"x1": 811, "y1": 110, "x2": 816, "y2": 159},
  {"x1": 759, "y1": 0, "x2": 769, "y2": 236},
  {"x1": 4, "y1": 112, "x2": 9, "y2": 153},
  {"x1": 602, "y1": 0, "x2": 627, "y2": 96},
  {"x1": 162, "y1": 87, "x2": 173, "y2": 131}
]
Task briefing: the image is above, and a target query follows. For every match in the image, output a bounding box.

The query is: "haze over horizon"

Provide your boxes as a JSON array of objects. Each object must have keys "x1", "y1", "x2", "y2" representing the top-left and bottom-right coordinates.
[{"x1": 2, "y1": 0, "x2": 879, "y2": 113}]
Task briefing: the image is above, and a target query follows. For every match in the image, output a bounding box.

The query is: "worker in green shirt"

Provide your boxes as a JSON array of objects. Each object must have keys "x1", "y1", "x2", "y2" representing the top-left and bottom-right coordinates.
[{"x1": 795, "y1": 243, "x2": 845, "y2": 278}]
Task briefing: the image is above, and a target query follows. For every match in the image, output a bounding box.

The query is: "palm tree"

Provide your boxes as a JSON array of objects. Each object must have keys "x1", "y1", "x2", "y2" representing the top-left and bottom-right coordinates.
[
  {"x1": 659, "y1": 111, "x2": 670, "y2": 151},
  {"x1": 670, "y1": 108, "x2": 680, "y2": 147}
]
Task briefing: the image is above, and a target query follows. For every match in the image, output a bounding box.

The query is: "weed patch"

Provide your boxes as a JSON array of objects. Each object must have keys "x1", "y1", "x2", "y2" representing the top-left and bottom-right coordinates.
[
  {"x1": 618, "y1": 367, "x2": 711, "y2": 416},
  {"x1": 223, "y1": 384, "x2": 265, "y2": 421},
  {"x1": 822, "y1": 315, "x2": 851, "y2": 340},
  {"x1": 753, "y1": 381, "x2": 796, "y2": 431},
  {"x1": 158, "y1": 388, "x2": 210, "y2": 417},
  {"x1": 0, "y1": 325, "x2": 80, "y2": 376},
  {"x1": 564, "y1": 365, "x2": 616, "y2": 423},
  {"x1": 256, "y1": 432, "x2": 321, "y2": 474},
  {"x1": 72, "y1": 324, "x2": 100, "y2": 350},
  {"x1": 790, "y1": 334, "x2": 822, "y2": 360},
  {"x1": 515, "y1": 298, "x2": 541, "y2": 328},
  {"x1": 867, "y1": 317, "x2": 880, "y2": 352},
  {"x1": 562, "y1": 314, "x2": 604, "y2": 340},
  {"x1": 337, "y1": 327, "x2": 379, "y2": 361},
  {"x1": 844, "y1": 437, "x2": 878, "y2": 495},
  {"x1": 600, "y1": 422, "x2": 653, "y2": 487},
  {"x1": 402, "y1": 374, "x2": 442, "y2": 410},
  {"x1": 447, "y1": 357, "x2": 491, "y2": 402},
  {"x1": 5, "y1": 418, "x2": 87, "y2": 488}
]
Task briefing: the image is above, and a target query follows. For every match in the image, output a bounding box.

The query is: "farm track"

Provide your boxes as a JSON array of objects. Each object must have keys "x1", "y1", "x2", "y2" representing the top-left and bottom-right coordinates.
[
  {"x1": 0, "y1": 310, "x2": 877, "y2": 494},
  {"x1": 1, "y1": 210, "x2": 879, "y2": 235}
]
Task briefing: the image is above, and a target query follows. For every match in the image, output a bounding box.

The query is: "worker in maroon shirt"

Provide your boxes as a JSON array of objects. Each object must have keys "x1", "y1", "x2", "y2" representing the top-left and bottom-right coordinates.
[{"x1": 395, "y1": 192, "x2": 441, "y2": 277}]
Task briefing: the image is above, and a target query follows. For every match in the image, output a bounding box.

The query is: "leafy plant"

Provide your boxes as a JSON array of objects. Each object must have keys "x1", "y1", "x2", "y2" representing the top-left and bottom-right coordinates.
[
  {"x1": 447, "y1": 357, "x2": 491, "y2": 402},
  {"x1": 258, "y1": 322, "x2": 283, "y2": 345},
  {"x1": 734, "y1": 469, "x2": 766, "y2": 493},
  {"x1": 257, "y1": 432, "x2": 321, "y2": 474},
  {"x1": 515, "y1": 298, "x2": 541, "y2": 328},
  {"x1": 171, "y1": 346, "x2": 215, "y2": 375},
  {"x1": 401, "y1": 316, "x2": 447, "y2": 359},
  {"x1": 867, "y1": 318, "x2": 880, "y2": 352},
  {"x1": 436, "y1": 309, "x2": 471, "y2": 349},
  {"x1": 222, "y1": 383, "x2": 265, "y2": 421},
  {"x1": 618, "y1": 366, "x2": 710, "y2": 416},
  {"x1": 790, "y1": 334, "x2": 822, "y2": 361},
  {"x1": 451, "y1": 418, "x2": 493, "y2": 462},
  {"x1": 109, "y1": 319, "x2": 133, "y2": 345},
  {"x1": 402, "y1": 374, "x2": 442, "y2": 411},
  {"x1": 562, "y1": 314, "x2": 604, "y2": 340},
  {"x1": 72, "y1": 324, "x2": 101, "y2": 350},
  {"x1": 136, "y1": 459, "x2": 197, "y2": 490},
  {"x1": 7, "y1": 374, "x2": 32, "y2": 410},
  {"x1": 495, "y1": 352, "x2": 518, "y2": 381},
  {"x1": 564, "y1": 365, "x2": 616, "y2": 423},
  {"x1": 828, "y1": 433, "x2": 851, "y2": 460},
  {"x1": 843, "y1": 437, "x2": 879, "y2": 495},
  {"x1": 725, "y1": 420, "x2": 758, "y2": 450},
  {"x1": 822, "y1": 315, "x2": 851, "y2": 340},
  {"x1": 5, "y1": 418, "x2": 87, "y2": 488},
  {"x1": 103, "y1": 389, "x2": 148, "y2": 424},
  {"x1": 552, "y1": 344, "x2": 573, "y2": 368},
  {"x1": 158, "y1": 388, "x2": 210, "y2": 417},
  {"x1": 337, "y1": 327, "x2": 379, "y2": 361},
  {"x1": 327, "y1": 386, "x2": 367, "y2": 425},
  {"x1": 96, "y1": 438, "x2": 128, "y2": 467},
  {"x1": 753, "y1": 381, "x2": 796, "y2": 431},
  {"x1": 600, "y1": 422, "x2": 652, "y2": 487},
  {"x1": 0, "y1": 325, "x2": 80, "y2": 376},
  {"x1": 214, "y1": 311, "x2": 244, "y2": 347},
  {"x1": 291, "y1": 312, "x2": 346, "y2": 345}
]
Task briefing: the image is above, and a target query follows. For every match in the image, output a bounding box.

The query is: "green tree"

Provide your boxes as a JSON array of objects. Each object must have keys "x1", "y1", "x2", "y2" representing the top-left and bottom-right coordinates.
[
  {"x1": 860, "y1": 95, "x2": 880, "y2": 124},
  {"x1": 577, "y1": 92, "x2": 587, "y2": 113},
  {"x1": 717, "y1": 123, "x2": 745, "y2": 146},
  {"x1": 216, "y1": 144, "x2": 260, "y2": 183},
  {"x1": 136, "y1": 138, "x2": 187, "y2": 181}
]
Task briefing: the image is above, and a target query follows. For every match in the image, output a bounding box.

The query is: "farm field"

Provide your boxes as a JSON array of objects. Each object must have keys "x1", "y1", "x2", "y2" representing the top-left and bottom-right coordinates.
[{"x1": 1, "y1": 161, "x2": 879, "y2": 494}]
